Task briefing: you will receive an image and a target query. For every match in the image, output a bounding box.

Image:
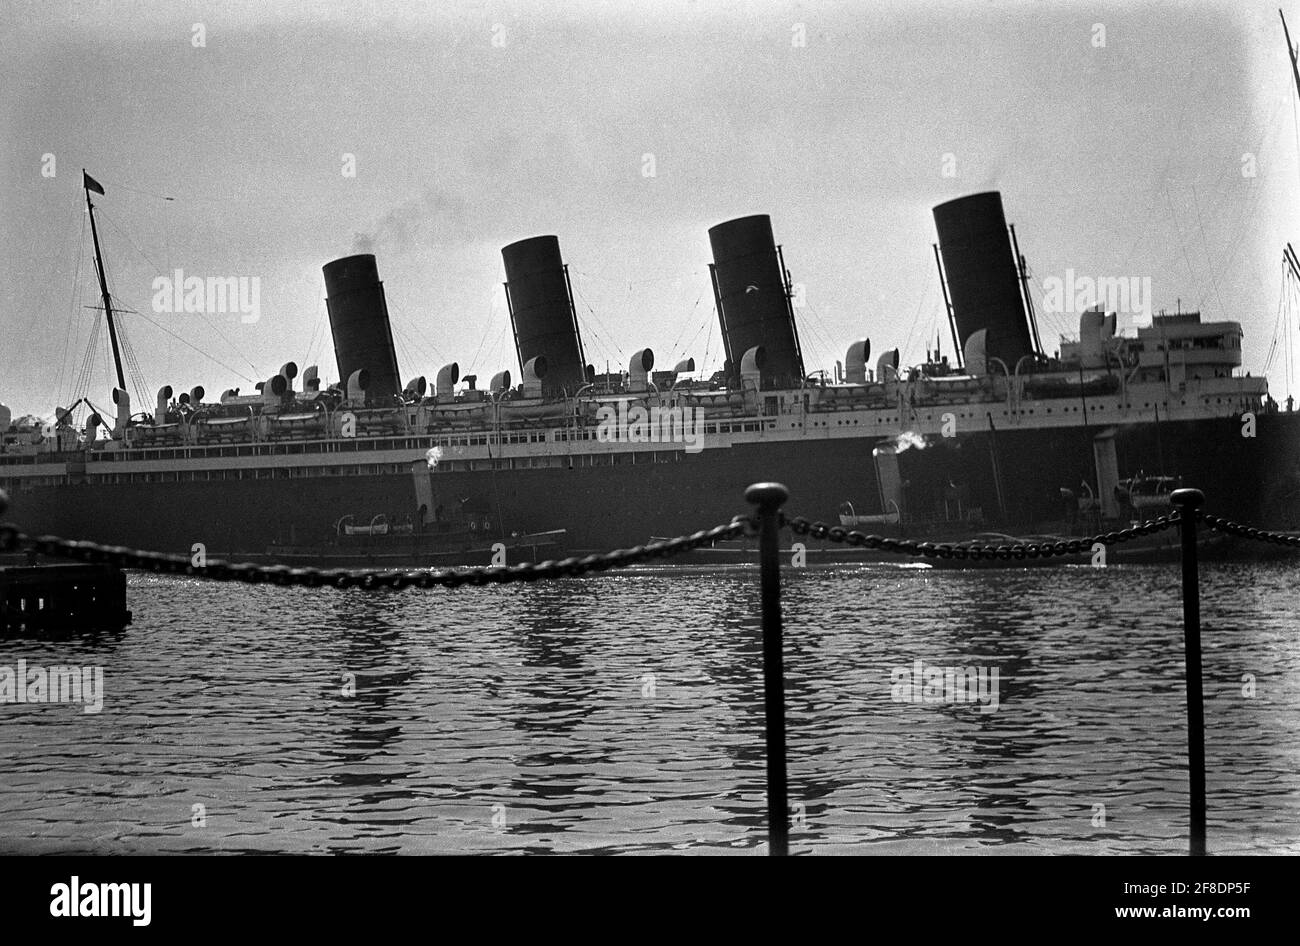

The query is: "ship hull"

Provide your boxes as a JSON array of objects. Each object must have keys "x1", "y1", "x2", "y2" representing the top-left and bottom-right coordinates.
[{"x1": 4, "y1": 413, "x2": 1300, "y2": 558}]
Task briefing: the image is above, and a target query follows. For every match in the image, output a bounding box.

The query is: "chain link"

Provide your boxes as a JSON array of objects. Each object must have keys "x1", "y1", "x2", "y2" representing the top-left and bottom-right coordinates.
[
  {"x1": 0, "y1": 517, "x2": 753, "y2": 590},
  {"x1": 781, "y1": 512, "x2": 1183, "y2": 560},
  {"x1": 1202, "y1": 515, "x2": 1300, "y2": 547},
  {"x1": 2, "y1": 505, "x2": 1292, "y2": 587}
]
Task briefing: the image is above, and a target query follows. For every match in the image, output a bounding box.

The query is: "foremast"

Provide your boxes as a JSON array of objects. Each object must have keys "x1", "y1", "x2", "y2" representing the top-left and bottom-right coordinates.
[{"x1": 82, "y1": 171, "x2": 127, "y2": 393}]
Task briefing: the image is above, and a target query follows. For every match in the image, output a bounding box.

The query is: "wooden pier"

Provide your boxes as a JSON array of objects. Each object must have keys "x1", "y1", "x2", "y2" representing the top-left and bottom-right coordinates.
[{"x1": 0, "y1": 563, "x2": 132, "y2": 636}]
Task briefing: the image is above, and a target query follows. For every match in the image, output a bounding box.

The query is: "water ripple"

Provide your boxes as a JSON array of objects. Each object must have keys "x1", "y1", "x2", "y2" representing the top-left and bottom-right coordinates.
[{"x1": 0, "y1": 562, "x2": 1296, "y2": 854}]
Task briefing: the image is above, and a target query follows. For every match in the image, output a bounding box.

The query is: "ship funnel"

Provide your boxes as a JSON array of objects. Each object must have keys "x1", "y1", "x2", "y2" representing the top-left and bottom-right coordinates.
[
  {"x1": 0, "y1": 404, "x2": 10, "y2": 430},
  {"x1": 155, "y1": 385, "x2": 173, "y2": 420},
  {"x1": 490, "y1": 370, "x2": 512, "y2": 394},
  {"x1": 707, "y1": 215, "x2": 805, "y2": 389},
  {"x1": 302, "y1": 366, "x2": 320, "y2": 391},
  {"x1": 962, "y1": 329, "x2": 988, "y2": 376},
  {"x1": 845, "y1": 339, "x2": 871, "y2": 384},
  {"x1": 501, "y1": 235, "x2": 588, "y2": 397},
  {"x1": 111, "y1": 388, "x2": 130, "y2": 434},
  {"x1": 521, "y1": 356, "x2": 548, "y2": 398},
  {"x1": 876, "y1": 348, "x2": 900, "y2": 382},
  {"x1": 932, "y1": 192, "x2": 1033, "y2": 369},
  {"x1": 404, "y1": 376, "x2": 427, "y2": 399},
  {"x1": 628, "y1": 348, "x2": 654, "y2": 392},
  {"x1": 436, "y1": 363, "x2": 460, "y2": 398},
  {"x1": 323, "y1": 254, "x2": 402, "y2": 404}
]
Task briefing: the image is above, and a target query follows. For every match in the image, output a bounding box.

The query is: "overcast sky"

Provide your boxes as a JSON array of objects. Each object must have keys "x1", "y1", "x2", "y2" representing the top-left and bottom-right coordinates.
[{"x1": 1, "y1": 0, "x2": 1296, "y2": 417}]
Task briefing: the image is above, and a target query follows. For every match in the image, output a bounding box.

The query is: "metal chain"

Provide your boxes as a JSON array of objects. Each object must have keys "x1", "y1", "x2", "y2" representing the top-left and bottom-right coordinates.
[
  {"x1": 2, "y1": 498, "x2": 1292, "y2": 589},
  {"x1": 781, "y1": 513, "x2": 1182, "y2": 561},
  {"x1": 1202, "y1": 515, "x2": 1300, "y2": 547},
  {"x1": 0, "y1": 518, "x2": 753, "y2": 590}
]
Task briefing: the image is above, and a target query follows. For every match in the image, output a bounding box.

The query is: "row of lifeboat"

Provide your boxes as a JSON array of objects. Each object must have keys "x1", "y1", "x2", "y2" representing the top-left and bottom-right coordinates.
[{"x1": 73, "y1": 336, "x2": 1127, "y2": 448}]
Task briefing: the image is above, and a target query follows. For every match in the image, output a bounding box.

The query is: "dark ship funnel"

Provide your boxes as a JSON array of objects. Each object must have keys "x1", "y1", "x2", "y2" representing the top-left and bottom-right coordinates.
[
  {"x1": 708, "y1": 215, "x2": 805, "y2": 388},
  {"x1": 932, "y1": 192, "x2": 1033, "y2": 370},
  {"x1": 323, "y1": 254, "x2": 402, "y2": 403},
  {"x1": 501, "y1": 236, "x2": 589, "y2": 397}
]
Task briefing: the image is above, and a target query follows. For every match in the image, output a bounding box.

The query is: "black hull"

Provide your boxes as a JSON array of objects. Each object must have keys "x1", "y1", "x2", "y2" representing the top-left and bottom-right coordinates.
[{"x1": 4, "y1": 414, "x2": 1300, "y2": 558}]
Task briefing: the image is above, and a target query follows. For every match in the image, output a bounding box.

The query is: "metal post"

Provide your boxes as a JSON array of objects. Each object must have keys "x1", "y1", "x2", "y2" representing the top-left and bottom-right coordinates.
[
  {"x1": 746, "y1": 481, "x2": 790, "y2": 856},
  {"x1": 1170, "y1": 487, "x2": 1206, "y2": 856}
]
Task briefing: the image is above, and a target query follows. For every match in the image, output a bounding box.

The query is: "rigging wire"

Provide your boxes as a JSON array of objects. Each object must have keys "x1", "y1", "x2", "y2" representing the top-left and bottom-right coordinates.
[
  {"x1": 301, "y1": 302, "x2": 328, "y2": 379},
  {"x1": 898, "y1": 274, "x2": 932, "y2": 366},
  {"x1": 669, "y1": 299, "x2": 712, "y2": 369},
  {"x1": 99, "y1": 210, "x2": 261, "y2": 378},
  {"x1": 1264, "y1": 268, "x2": 1284, "y2": 375},
  {"x1": 1197, "y1": 108, "x2": 1287, "y2": 309},
  {"x1": 573, "y1": 267, "x2": 704, "y2": 288},
  {"x1": 390, "y1": 321, "x2": 417, "y2": 384},
  {"x1": 483, "y1": 322, "x2": 509, "y2": 377},
  {"x1": 798, "y1": 301, "x2": 842, "y2": 371},
  {"x1": 56, "y1": 200, "x2": 89, "y2": 408},
  {"x1": 465, "y1": 290, "x2": 501, "y2": 376},
  {"x1": 70, "y1": 307, "x2": 102, "y2": 409},
  {"x1": 98, "y1": 252, "x2": 150, "y2": 402},
  {"x1": 701, "y1": 309, "x2": 717, "y2": 373},
  {"x1": 571, "y1": 276, "x2": 626, "y2": 363},
  {"x1": 1187, "y1": 181, "x2": 1227, "y2": 319},
  {"x1": 126, "y1": 308, "x2": 259, "y2": 383},
  {"x1": 663, "y1": 290, "x2": 705, "y2": 364},
  {"x1": 1161, "y1": 180, "x2": 1207, "y2": 307},
  {"x1": 115, "y1": 317, "x2": 152, "y2": 410},
  {"x1": 387, "y1": 299, "x2": 447, "y2": 368}
]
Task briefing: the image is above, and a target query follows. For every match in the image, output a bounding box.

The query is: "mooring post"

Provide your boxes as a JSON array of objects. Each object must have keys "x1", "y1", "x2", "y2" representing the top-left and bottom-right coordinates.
[
  {"x1": 746, "y1": 481, "x2": 790, "y2": 857},
  {"x1": 1170, "y1": 487, "x2": 1206, "y2": 857}
]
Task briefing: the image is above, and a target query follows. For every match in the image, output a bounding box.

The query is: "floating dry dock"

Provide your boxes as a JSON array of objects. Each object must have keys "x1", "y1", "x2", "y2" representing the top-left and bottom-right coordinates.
[{"x1": 0, "y1": 563, "x2": 131, "y2": 635}]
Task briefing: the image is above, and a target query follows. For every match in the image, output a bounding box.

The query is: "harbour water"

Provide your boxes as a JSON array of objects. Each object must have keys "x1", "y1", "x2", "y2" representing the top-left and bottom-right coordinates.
[{"x1": 1, "y1": 561, "x2": 1297, "y2": 855}]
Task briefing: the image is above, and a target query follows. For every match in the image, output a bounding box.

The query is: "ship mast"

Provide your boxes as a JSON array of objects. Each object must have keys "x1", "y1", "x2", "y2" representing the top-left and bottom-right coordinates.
[
  {"x1": 83, "y1": 170, "x2": 127, "y2": 392},
  {"x1": 1283, "y1": 10, "x2": 1300, "y2": 103}
]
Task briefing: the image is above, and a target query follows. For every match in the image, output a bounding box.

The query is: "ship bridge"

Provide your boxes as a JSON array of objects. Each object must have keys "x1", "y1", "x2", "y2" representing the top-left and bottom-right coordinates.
[
  {"x1": 1061, "y1": 310, "x2": 1243, "y2": 385},
  {"x1": 1126, "y1": 312, "x2": 1243, "y2": 384}
]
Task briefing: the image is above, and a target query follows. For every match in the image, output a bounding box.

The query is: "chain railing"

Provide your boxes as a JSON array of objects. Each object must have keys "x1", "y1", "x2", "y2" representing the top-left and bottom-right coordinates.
[
  {"x1": 2, "y1": 483, "x2": 1297, "y2": 856},
  {"x1": 0, "y1": 491, "x2": 751, "y2": 589},
  {"x1": 1202, "y1": 514, "x2": 1300, "y2": 547},
  {"x1": 784, "y1": 513, "x2": 1181, "y2": 559}
]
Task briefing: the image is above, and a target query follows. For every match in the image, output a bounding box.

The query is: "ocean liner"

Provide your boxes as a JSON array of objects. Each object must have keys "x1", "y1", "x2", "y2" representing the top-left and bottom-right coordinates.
[{"x1": 3, "y1": 181, "x2": 1300, "y2": 560}]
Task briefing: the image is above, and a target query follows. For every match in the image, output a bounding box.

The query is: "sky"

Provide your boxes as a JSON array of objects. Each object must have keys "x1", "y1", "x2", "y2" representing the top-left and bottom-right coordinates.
[{"x1": 1, "y1": 0, "x2": 1298, "y2": 418}]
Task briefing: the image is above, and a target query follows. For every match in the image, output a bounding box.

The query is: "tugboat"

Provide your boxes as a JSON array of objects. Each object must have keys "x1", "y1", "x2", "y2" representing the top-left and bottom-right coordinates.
[
  {"x1": 260, "y1": 506, "x2": 565, "y2": 568},
  {"x1": 256, "y1": 462, "x2": 565, "y2": 568}
]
